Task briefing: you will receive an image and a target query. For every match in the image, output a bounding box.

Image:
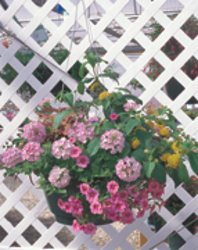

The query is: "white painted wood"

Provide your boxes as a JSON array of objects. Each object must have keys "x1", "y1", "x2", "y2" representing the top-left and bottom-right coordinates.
[{"x1": 1, "y1": 0, "x2": 198, "y2": 249}]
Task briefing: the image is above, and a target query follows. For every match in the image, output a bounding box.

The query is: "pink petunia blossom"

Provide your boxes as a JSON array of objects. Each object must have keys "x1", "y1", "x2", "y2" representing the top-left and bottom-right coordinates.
[
  {"x1": 107, "y1": 181, "x2": 119, "y2": 194},
  {"x1": 72, "y1": 219, "x2": 80, "y2": 233},
  {"x1": 39, "y1": 97, "x2": 54, "y2": 106},
  {"x1": 69, "y1": 137, "x2": 76, "y2": 143},
  {"x1": 90, "y1": 201, "x2": 103, "y2": 214},
  {"x1": 140, "y1": 198, "x2": 149, "y2": 210},
  {"x1": 112, "y1": 200, "x2": 126, "y2": 213},
  {"x1": 110, "y1": 113, "x2": 118, "y2": 120},
  {"x1": 86, "y1": 188, "x2": 99, "y2": 203},
  {"x1": 76, "y1": 155, "x2": 90, "y2": 168},
  {"x1": 136, "y1": 209, "x2": 145, "y2": 218},
  {"x1": 79, "y1": 183, "x2": 90, "y2": 195},
  {"x1": 83, "y1": 223, "x2": 97, "y2": 235},
  {"x1": 58, "y1": 199, "x2": 65, "y2": 210},
  {"x1": 107, "y1": 209, "x2": 118, "y2": 221},
  {"x1": 70, "y1": 146, "x2": 82, "y2": 158},
  {"x1": 121, "y1": 209, "x2": 135, "y2": 224}
]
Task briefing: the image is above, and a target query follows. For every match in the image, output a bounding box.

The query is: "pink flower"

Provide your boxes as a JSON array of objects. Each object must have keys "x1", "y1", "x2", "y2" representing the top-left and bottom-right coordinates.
[
  {"x1": 112, "y1": 200, "x2": 126, "y2": 213},
  {"x1": 107, "y1": 209, "x2": 118, "y2": 221},
  {"x1": 110, "y1": 113, "x2": 118, "y2": 120},
  {"x1": 72, "y1": 219, "x2": 80, "y2": 233},
  {"x1": 69, "y1": 137, "x2": 76, "y2": 143},
  {"x1": 86, "y1": 188, "x2": 99, "y2": 203},
  {"x1": 107, "y1": 181, "x2": 119, "y2": 194},
  {"x1": 83, "y1": 223, "x2": 97, "y2": 235},
  {"x1": 22, "y1": 142, "x2": 44, "y2": 162},
  {"x1": 136, "y1": 209, "x2": 145, "y2": 218},
  {"x1": 140, "y1": 198, "x2": 149, "y2": 210},
  {"x1": 127, "y1": 185, "x2": 138, "y2": 197},
  {"x1": 121, "y1": 209, "x2": 135, "y2": 224},
  {"x1": 123, "y1": 101, "x2": 139, "y2": 112},
  {"x1": 39, "y1": 97, "x2": 54, "y2": 106},
  {"x1": 76, "y1": 155, "x2": 90, "y2": 168},
  {"x1": 100, "y1": 129, "x2": 125, "y2": 154},
  {"x1": 2, "y1": 147, "x2": 23, "y2": 168},
  {"x1": 119, "y1": 190, "x2": 128, "y2": 201},
  {"x1": 58, "y1": 199, "x2": 65, "y2": 210},
  {"x1": 52, "y1": 137, "x2": 74, "y2": 160},
  {"x1": 48, "y1": 166, "x2": 70, "y2": 188},
  {"x1": 103, "y1": 198, "x2": 113, "y2": 210},
  {"x1": 148, "y1": 180, "x2": 160, "y2": 192},
  {"x1": 115, "y1": 157, "x2": 142, "y2": 182},
  {"x1": 63, "y1": 202, "x2": 73, "y2": 213},
  {"x1": 22, "y1": 121, "x2": 46, "y2": 143},
  {"x1": 90, "y1": 201, "x2": 103, "y2": 214},
  {"x1": 79, "y1": 183, "x2": 90, "y2": 195},
  {"x1": 70, "y1": 146, "x2": 82, "y2": 158},
  {"x1": 71, "y1": 201, "x2": 83, "y2": 215}
]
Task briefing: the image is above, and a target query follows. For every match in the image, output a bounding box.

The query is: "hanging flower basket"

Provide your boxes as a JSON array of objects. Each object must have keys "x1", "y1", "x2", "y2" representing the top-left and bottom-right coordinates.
[{"x1": 2, "y1": 53, "x2": 198, "y2": 235}]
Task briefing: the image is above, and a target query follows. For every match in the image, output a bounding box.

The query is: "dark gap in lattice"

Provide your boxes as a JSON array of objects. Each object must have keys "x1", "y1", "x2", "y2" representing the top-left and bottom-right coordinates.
[
  {"x1": 49, "y1": 43, "x2": 69, "y2": 65},
  {"x1": 182, "y1": 213, "x2": 198, "y2": 234},
  {"x1": 0, "y1": 226, "x2": 8, "y2": 242},
  {"x1": 15, "y1": 48, "x2": 35, "y2": 66},
  {"x1": 161, "y1": 37, "x2": 184, "y2": 61},
  {"x1": 55, "y1": 227, "x2": 75, "y2": 247},
  {"x1": 143, "y1": 58, "x2": 164, "y2": 81},
  {"x1": 30, "y1": 25, "x2": 51, "y2": 46},
  {"x1": 17, "y1": 82, "x2": 36, "y2": 103},
  {"x1": 164, "y1": 77, "x2": 184, "y2": 101},
  {"x1": 1, "y1": 100, "x2": 19, "y2": 121},
  {"x1": 168, "y1": 232, "x2": 186, "y2": 249},
  {"x1": 3, "y1": 176, "x2": 22, "y2": 192},
  {"x1": 10, "y1": 241, "x2": 20, "y2": 247},
  {"x1": 148, "y1": 211, "x2": 166, "y2": 232},
  {"x1": 33, "y1": 63, "x2": 53, "y2": 84},
  {"x1": 66, "y1": 22, "x2": 87, "y2": 45},
  {"x1": 22, "y1": 225, "x2": 41, "y2": 245},
  {"x1": 0, "y1": 63, "x2": 18, "y2": 85},
  {"x1": 181, "y1": 56, "x2": 198, "y2": 80},
  {"x1": 44, "y1": 243, "x2": 54, "y2": 248},
  {"x1": 38, "y1": 208, "x2": 56, "y2": 229},
  {"x1": 50, "y1": 80, "x2": 70, "y2": 97},
  {"x1": 165, "y1": 193, "x2": 185, "y2": 215},
  {"x1": 5, "y1": 208, "x2": 24, "y2": 227},
  {"x1": 181, "y1": 15, "x2": 198, "y2": 40}
]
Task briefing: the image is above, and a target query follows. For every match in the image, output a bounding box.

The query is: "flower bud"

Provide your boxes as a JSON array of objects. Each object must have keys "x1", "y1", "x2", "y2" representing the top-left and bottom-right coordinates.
[{"x1": 144, "y1": 149, "x2": 149, "y2": 154}]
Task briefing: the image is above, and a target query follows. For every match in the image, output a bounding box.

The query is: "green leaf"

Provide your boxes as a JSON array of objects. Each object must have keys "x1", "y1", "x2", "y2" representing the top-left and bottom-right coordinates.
[
  {"x1": 83, "y1": 77, "x2": 94, "y2": 83},
  {"x1": 77, "y1": 81, "x2": 85, "y2": 94},
  {"x1": 177, "y1": 163, "x2": 189, "y2": 183},
  {"x1": 63, "y1": 92, "x2": 73, "y2": 107},
  {"x1": 79, "y1": 62, "x2": 88, "y2": 78},
  {"x1": 87, "y1": 137, "x2": 101, "y2": 156},
  {"x1": 151, "y1": 163, "x2": 166, "y2": 183},
  {"x1": 124, "y1": 94, "x2": 143, "y2": 105},
  {"x1": 119, "y1": 142, "x2": 131, "y2": 158},
  {"x1": 86, "y1": 52, "x2": 103, "y2": 68},
  {"x1": 160, "y1": 118, "x2": 177, "y2": 131},
  {"x1": 132, "y1": 149, "x2": 147, "y2": 162},
  {"x1": 167, "y1": 167, "x2": 182, "y2": 187},
  {"x1": 115, "y1": 87, "x2": 131, "y2": 94},
  {"x1": 53, "y1": 109, "x2": 73, "y2": 130},
  {"x1": 187, "y1": 151, "x2": 198, "y2": 176},
  {"x1": 101, "y1": 121, "x2": 115, "y2": 131},
  {"x1": 136, "y1": 129, "x2": 152, "y2": 147},
  {"x1": 125, "y1": 119, "x2": 139, "y2": 135},
  {"x1": 101, "y1": 98, "x2": 110, "y2": 110},
  {"x1": 113, "y1": 92, "x2": 122, "y2": 99},
  {"x1": 143, "y1": 162, "x2": 155, "y2": 178}
]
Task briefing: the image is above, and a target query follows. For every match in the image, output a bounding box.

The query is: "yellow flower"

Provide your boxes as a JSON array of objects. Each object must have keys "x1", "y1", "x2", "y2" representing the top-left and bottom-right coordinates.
[
  {"x1": 160, "y1": 127, "x2": 170, "y2": 138},
  {"x1": 146, "y1": 120, "x2": 155, "y2": 128},
  {"x1": 99, "y1": 91, "x2": 113, "y2": 101},
  {"x1": 130, "y1": 139, "x2": 140, "y2": 149},
  {"x1": 167, "y1": 154, "x2": 180, "y2": 169},
  {"x1": 161, "y1": 153, "x2": 171, "y2": 162},
  {"x1": 171, "y1": 141, "x2": 181, "y2": 153},
  {"x1": 90, "y1": 82, "x2": 100, "y2": 91}
]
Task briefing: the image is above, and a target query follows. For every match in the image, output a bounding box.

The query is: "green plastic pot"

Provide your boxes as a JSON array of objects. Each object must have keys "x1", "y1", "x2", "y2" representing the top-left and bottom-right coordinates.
[{"x1": 45, "y1": 191, "x2": 75, "y2": 225}]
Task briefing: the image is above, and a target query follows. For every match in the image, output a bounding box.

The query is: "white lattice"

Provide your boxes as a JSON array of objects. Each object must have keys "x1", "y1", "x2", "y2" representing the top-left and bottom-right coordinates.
[{"x1": 1, "y1": 0, "x2": 198, "y2": 249}]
